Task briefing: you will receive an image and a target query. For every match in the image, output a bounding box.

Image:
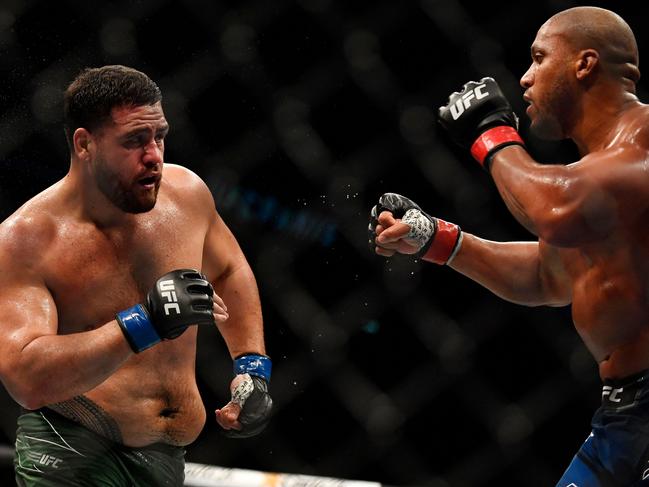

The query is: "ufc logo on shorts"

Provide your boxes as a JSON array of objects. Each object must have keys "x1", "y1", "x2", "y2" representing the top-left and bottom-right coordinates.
[
  {"x1": 450, "y1": 83, "x2": 489, "y2": 120},
  {"x1": 39, "y1": 454, "x2": 62, "y2": 468},
  {"x1": 602, "y1": 385, "x2": 623, "y2": 402},
  {"x1": 159, "y1": 280, "x2": 181, "y2": 315}
]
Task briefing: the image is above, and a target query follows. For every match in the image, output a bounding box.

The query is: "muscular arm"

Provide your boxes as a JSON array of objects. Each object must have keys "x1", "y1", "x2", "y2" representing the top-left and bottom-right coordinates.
[
  {"x1": 448, "y1": 232, "x2": 571, "y2": 307},
  {"x1": 0, "y1": 244, "x2": 132, "y2": 410},
  {"x1": 489, "y1": 144, "x2": 649, "y2": 246},
  {"x1": 375, "y1": 211, "x2": 571, "y2": 307},
  {"x1": 201, "y1": 199, "x2": 265, "y2": 358}
]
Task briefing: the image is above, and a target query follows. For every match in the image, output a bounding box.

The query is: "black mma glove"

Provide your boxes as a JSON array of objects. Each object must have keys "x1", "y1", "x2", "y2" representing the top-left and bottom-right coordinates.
[
  {"x1": 224, "y1": 354, "x2": 273, "y2": 438},
  {"x1": 116, "y1": 269, "x2": 215, "y2": 353},
  {"x1": 438, "y1": 77, "x2": 525, "y2": 170},
  {"x1": 369, "y1": 193, "x2": 462, "y2": 265}
]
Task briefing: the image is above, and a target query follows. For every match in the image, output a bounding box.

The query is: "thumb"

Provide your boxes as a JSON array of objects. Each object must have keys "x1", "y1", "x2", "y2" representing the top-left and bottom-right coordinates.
[
  {"x1": 377, "y1": 221, "x2": 411, "y2": 243},
  {"x1": 216, "y1": 402, "x2": 243, "y2": 430},
  {"x1": 377, "y1": 211, "x2": 396, "y2": 227}
]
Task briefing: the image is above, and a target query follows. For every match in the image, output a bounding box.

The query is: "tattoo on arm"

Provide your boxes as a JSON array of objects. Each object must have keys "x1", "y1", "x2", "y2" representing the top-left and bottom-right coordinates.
[
  {"x1": 502, "y1": 190, "x2": 536, "y2": 234},
  {"x1": 49, "y1": 395, "x2": 123, "y2": 443}
]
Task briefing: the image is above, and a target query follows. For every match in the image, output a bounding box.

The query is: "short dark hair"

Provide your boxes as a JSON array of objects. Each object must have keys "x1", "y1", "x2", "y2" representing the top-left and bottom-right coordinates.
[{"x1": 63, "y1": 65, "x2": 162, "y2": 150}]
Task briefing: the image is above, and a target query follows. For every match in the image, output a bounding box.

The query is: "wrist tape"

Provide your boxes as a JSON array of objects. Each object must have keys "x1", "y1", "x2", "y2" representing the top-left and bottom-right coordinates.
[
  {"x1": 116, "y1": 304, "x2": 161, "y2": 353},
  {"x1": 233, "y1": 354, "x2": 272, "y2": 383},
  {"x1": 470, "y1": 126, "x2": 524, "y2": 169},
  {"x1": 402, "y1": 209, "x2": 435, "y2": 249},
  {"x1": 422, "y1": 218, "x2": 462, "y2": 265}
]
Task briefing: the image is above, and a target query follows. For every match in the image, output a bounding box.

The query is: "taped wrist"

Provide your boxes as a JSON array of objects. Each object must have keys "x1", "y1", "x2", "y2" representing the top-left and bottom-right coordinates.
[
  {"x1": 401, "y1": 209, "x2": 435, "y2": 249},
  {"x1": 470, "y1": 126, "x2": 524, "y2": 170},
  {"x1": 224, "y1": 375, "x2": 272, "y2": 438},
  {"x1": 225, "y1": 357, "x2": 274, "y2": 439},
  {"x1": 231, "y1": 374, "x2": 255, "y2": 407},
  {"x1": 422, "y1": 218, "x2": 462, "y2": 265},
  {"x1": 116, "y1": 304, "x2": 161, "y2": 353},
  {"x1": 233, "y1": 354, "x2": 272, "y2": 383}
]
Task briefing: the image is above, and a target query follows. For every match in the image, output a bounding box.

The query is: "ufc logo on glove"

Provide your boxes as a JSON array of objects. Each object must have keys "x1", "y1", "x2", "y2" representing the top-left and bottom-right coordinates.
[
  {"x1": 449, "y1": 83, "x2": 490, "y2": 119},
  {"x1": 159, "y1": 280, "x2": 181, "y2": 315}
]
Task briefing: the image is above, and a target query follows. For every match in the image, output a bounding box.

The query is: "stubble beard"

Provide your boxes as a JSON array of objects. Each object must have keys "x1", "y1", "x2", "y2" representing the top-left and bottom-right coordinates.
[
  {"x1": 95, "y1": 157, "x2": 159, "y2": 214},
  {"x1": 529, "y1": 74, "x2": 575, "y2": 141}
]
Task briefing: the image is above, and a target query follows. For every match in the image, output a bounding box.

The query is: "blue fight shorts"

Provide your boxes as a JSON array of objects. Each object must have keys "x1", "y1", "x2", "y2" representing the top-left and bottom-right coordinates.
[{"x1": 556, "y1": 370, "x2": 649, "y2": 487}]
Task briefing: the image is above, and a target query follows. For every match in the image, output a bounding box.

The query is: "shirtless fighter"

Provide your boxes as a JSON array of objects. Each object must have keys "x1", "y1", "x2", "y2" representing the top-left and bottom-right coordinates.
[
  {"x1": 0, "y1": 65, "x2": 272, "y2": 486},
  {"x1": 369, "y1": 7, "x2": 649, "y2": 486}
]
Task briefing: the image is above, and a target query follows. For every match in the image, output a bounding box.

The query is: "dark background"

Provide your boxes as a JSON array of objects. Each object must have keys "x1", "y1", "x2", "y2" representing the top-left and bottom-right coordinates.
[{"x1": 0, "y1": 1, "x2": 646, "y2": 486}]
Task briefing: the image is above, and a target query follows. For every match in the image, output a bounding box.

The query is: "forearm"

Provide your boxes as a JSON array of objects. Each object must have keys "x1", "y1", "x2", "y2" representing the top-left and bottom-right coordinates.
[
  {"x1": 448, "y1": 232, "x2": 550, "y2": 306},
  {"x1": 6, "y1": 321, "x2": 132, "y2": 409},
  {"x1": 214, "y1": 263, "x2": 265, "y2": 358},
  {"x1": 438, "y1": 77, "x2": 597, "y2": 246},
  {"x1": 490, "y1": 146, "x2": 595, "y2": 245}
]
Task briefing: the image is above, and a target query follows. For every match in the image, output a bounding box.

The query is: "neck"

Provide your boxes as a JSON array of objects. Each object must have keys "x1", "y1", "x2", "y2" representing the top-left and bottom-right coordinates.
[
  {"x1": 66, "y1": 158, "x2": 135, "y2": 229},
  {"x1": 570, "y1": 84, "x2": 640, "y2": 156}
]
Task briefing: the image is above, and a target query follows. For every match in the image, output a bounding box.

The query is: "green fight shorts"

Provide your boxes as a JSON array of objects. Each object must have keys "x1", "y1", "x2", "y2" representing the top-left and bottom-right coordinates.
[{"x1": 14, "y1": 408, "x2": 186, "y2": 486}]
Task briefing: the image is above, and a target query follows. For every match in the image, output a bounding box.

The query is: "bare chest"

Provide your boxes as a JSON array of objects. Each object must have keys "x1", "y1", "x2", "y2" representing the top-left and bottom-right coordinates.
[{"x1": 42, "y1": 215, "x2": 207, "y2": 333}]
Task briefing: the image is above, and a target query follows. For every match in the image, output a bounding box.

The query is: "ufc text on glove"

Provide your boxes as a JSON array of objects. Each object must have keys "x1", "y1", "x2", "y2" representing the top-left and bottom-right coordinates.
[
  {"x1": 438, "y1": 77, "x2": 525, "y2": 170},
  {"x1": 116, "y1": 269, "x2": 215, "y2": 353}
]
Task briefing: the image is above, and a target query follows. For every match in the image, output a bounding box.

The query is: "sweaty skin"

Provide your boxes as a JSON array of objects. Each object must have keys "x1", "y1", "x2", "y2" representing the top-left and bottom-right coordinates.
[
  {"x1": 0, "y1": 103, "x2": 264, "y2": 446},
  {"x1": 487, "y1": 109, "x2": 649, "y2": 381},
  {"x1": 375, "y1": 7, "x2": 649, "y2": 381}
]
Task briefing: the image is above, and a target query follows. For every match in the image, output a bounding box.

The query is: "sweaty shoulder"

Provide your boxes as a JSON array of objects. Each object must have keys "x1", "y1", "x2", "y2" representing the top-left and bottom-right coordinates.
[
  {"x1": 570, "y1": 118, "x2": 649, "y2": 224},
  {"x1": 576, "y1": 104, "x2": 649, "y2": 171},
  {"x1": 161, "y1": 164, "x2": 216, "y2": 213},
  {"x1": 0, "y1": 188, "x2": 61, "y2": 273},
  {"x1": 619, "y1": 104, "x2": 649, "y2": 150}
]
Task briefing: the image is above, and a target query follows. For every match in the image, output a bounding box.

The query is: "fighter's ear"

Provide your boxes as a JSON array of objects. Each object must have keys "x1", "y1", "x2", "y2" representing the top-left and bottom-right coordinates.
[
  {"x1": 575, "y1": 49, "x2": 599, "y2": 80},
  {"x1": 73, "y1": 128, "x2": 93, "y2": 160}
]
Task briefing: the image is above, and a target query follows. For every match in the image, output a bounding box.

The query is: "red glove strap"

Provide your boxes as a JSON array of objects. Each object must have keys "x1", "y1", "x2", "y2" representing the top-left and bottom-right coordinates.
[
  {"x1": 422, "y1": 219, "x2": 461, "y2": 265},
  {"x1": 470, "y1": 126, "x2": 524, "y2": 167}
]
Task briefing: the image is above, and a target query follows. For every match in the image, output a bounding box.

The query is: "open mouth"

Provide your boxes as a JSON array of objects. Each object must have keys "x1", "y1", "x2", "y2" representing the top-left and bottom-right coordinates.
[{"x1": 138, "y1": 175, "x2": 160, "y2": 188}]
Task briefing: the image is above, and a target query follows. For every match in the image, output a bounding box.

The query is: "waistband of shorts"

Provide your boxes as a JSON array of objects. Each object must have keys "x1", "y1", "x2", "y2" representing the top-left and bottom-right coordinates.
[
  {"x1": 600, "y1": 369, "x2": 649, "y2": 409},
  {"x1": 20, "y1": 407, "x2": 184, "y2": 454},
  {"x1": 602, "y1": 369, "x2": 649, "y2": 388}
]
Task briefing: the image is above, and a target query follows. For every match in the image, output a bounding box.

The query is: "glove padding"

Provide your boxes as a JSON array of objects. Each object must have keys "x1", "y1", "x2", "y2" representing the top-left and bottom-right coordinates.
[
  {"x1": 221, "y1": 353, "x2": 273, "y2": 438},
  {"x1": 223, "y1": 374, "x2": 273, "y2": 438},
  {"x1": 116, "y1": 269, "x2": 215, "y2": 353},
  {"x1": 369, "y1": 193, "x2": 461, "y2": 265},
  {"x1": 438, "y1": 77, "x2": 524, "y2": 169}
]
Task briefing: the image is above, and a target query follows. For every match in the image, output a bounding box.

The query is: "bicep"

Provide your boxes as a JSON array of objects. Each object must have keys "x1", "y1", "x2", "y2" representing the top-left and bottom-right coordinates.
[
  {"x1": 0, "y1": 271, "x2": 58, "y2": 374},
  {"x1": 549, "y1": 148, "x2": 649, "y2": 243},
  {"x1": 201, "y1": 209, "x2": 249, "y2": 285},
  {"x1": 176, "y1": 166, "x2": 250, "y2": 283},
  {"x1": 537, "y1": 242, "x2": 571, "y2": 307},
  {"x1": 492, "y1": 145, "x2": 649, "y2": 246}
]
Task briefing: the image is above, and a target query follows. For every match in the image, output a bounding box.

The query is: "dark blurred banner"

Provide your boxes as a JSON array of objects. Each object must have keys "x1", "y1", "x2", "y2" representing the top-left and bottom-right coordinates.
[{"x1": 0, "y1": 1, "x2": 645, "y2": 486}]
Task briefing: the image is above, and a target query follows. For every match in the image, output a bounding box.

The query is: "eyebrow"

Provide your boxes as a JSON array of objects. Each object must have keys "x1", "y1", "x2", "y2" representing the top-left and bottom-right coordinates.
[
  {"x1": 530, "y1": 44, "x2": 545, "y2": 55},
  {"x1": 122, "y1": 123, "x2": 170, "y2": 139}
]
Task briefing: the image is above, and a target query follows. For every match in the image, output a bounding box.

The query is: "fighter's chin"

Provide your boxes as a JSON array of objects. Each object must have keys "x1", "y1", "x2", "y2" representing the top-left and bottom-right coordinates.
[
  {"x1": 529, "y1": 118, "x2": 565, "y2": 141},
  {"x1": 125, "y1": 182, "x2": 161, "y2": 213},
  {"x1": 125, "y1": 200, "x2": 157, "y2": 214},
  {"x1": 117, "y1": 191, "x2": 159, "y2": 214}
]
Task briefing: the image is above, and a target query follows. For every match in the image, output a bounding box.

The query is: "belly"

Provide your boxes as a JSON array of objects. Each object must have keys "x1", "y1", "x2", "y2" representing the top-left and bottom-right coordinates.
[
  {"x1": 572, "y1": 276, "x2": 649, "y2": 378},
  {"x1": 56, "y1": 335, "x2": 207, "y2": 447}
]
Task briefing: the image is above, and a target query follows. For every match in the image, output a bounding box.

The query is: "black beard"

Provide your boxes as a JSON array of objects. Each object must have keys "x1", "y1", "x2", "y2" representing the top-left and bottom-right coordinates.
[
  {"x1": 530, "y1": 113, "x2": 565, "y2": 140},
  {"x1": 530, "y1": 75, "x2": 576, "y2": 141},
  {"x1": 95, "y1": 161, "x2": 158, "y2": 214}
]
